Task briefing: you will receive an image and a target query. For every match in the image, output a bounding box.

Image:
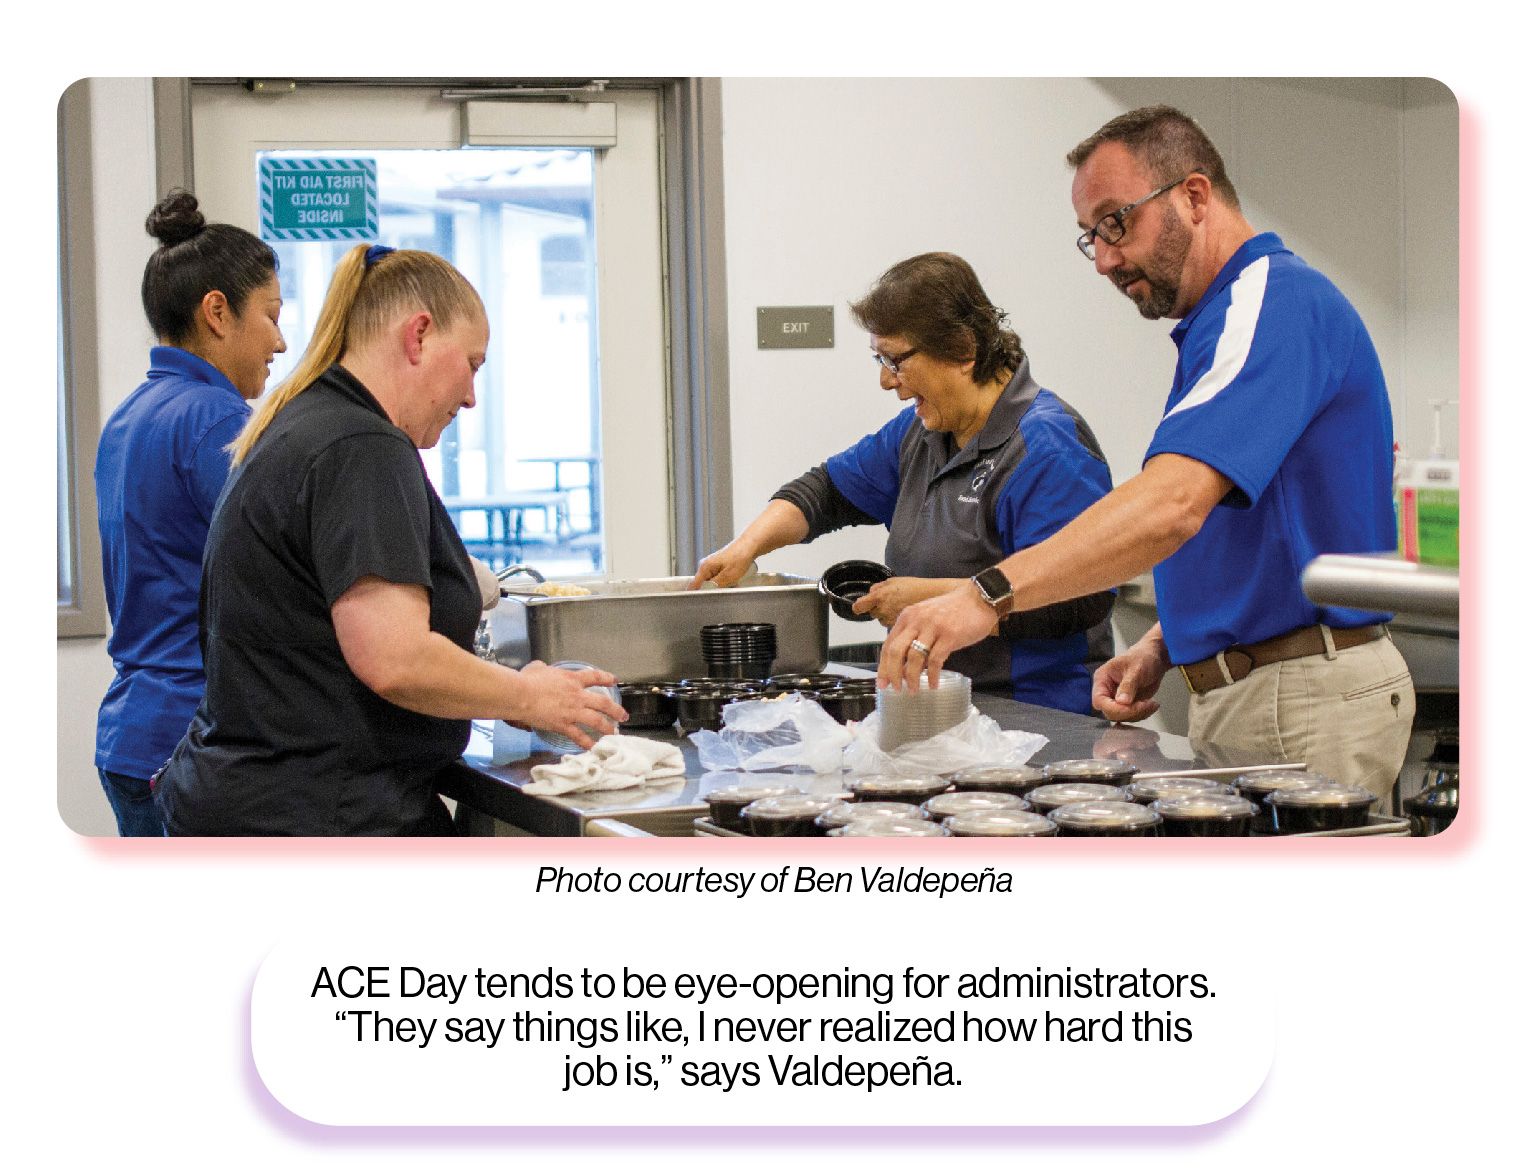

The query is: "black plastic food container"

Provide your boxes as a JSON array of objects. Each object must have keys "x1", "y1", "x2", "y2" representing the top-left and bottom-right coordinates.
[
  {"x1": 1233, "y1": 771, "x2": 1337, "y2": 835},
  {"x1": 946, "y1": 765, "x2": 1047, "y2": 797},
  {"x1": 703, "y1": 783, "x2": 802, "y2": 832},
  {"x1": 1125, "y1": 775, "x2": 1225, "y2": 805},
  {"x1": 1265, "y1": 784, "x2": 1377, "y2": 834},
  {"x1": 740, "y1": 794, "x2": 838, "y2": 837},
  {"x1": 923, "y1": 791, "x2": 1029, "y2": 822},
  {"x1": 1041, "y1": 758, "x2": 1140, "y2": 787},
  {"x1": 1152, "y1": 793, "x2": 1257, "y2": 837},
  {"x1": 844, "y1": 773, "x2": 952, "y2": 805},
  {"x1": 1047, "y1": 801, "x2": 1161, "y2": 837},
  {"x1": 944, "y1": 808, "x2": 1058, "y2": 837},
  {"x1": 815, "y1": 801, "x2": 927, "y2": 832},
  {"x1": 1027, "y1": 782, "x2": 1133, "y2": 815},
  {"x1": 829, "y1": 819, "x2": 950, "y2": 837},
  {"x1": 818, "y1": 560, "x2": 894, "y2": 621},
  {"x1": 617, "y1": 683, "x2": 677, "y2": 730}
]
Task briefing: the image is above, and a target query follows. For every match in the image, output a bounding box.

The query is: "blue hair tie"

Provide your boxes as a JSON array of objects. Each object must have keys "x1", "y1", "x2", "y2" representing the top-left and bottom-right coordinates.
[{"x1": 365, "y1": 244, "x2": 395, "y2": 268}]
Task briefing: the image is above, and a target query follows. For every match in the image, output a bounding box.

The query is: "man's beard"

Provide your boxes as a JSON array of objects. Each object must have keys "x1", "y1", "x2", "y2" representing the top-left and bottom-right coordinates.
[{"x1": 1111, "y1": 203, "x2": 1191, "y2": 320}]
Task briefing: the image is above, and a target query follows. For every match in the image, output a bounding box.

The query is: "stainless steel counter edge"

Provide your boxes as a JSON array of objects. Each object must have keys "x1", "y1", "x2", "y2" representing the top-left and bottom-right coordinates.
[{"x1": 447, "y1": 693, "x2": 1258, "y2": 836}]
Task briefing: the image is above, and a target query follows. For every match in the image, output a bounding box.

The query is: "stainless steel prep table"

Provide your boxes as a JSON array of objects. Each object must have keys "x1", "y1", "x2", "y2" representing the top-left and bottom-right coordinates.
[{"x1": 443, "y1": 694, "x2": 1254, "y2": 837}]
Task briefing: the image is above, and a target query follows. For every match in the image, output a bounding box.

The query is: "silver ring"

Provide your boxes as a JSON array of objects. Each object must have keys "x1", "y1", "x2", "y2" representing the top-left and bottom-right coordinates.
[{"x1": 909, "y1": 639, "x2": 932, "y2": 656}]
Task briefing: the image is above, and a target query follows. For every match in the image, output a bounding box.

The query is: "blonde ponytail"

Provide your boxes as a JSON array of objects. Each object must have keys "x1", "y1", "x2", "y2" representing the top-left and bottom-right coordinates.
[{"x1": 229, "y1": 243, "x2": 484, "y2": 466}]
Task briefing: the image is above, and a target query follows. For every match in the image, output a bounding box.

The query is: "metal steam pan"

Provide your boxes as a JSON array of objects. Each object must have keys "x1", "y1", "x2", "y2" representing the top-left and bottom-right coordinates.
[{"x1": 487, "y1": 573, "x2": 829, "y2": 683}]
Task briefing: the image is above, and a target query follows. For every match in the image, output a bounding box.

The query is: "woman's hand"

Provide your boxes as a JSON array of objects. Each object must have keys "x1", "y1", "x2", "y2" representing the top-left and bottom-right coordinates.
[
  {"x1": 690, "y1": 538, "x2": 758, "y2": 589},
  {"x1": 1091, "y1": 639, "x2": 1169, "y2": 722},
  {"x1": 515, "y1": 661, "x2": 627, "y2": 751},
  {"x1": 851, "y1": 577, "x2": 957, "y2": 627}
]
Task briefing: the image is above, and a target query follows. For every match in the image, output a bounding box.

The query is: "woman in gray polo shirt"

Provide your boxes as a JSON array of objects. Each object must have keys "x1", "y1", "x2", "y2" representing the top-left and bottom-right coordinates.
[{"x1": 693, "y1": 252, "x2": 1115, "y2": 714}]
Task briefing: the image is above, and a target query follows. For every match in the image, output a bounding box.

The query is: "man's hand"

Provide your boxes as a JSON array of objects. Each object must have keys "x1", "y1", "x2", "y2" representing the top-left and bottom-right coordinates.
[
  {"x1": 1091, "y1": 640, "x2": 1170, "y2": 722},
  {"x1": 877, "y1": 582, "x2": 999, "y2": 691}
]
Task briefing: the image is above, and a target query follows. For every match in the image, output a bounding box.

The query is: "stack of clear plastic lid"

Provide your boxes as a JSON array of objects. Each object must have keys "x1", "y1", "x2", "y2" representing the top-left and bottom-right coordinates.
[{"x1": 876, "y1": 670, "x2": 972, "y2": 751}]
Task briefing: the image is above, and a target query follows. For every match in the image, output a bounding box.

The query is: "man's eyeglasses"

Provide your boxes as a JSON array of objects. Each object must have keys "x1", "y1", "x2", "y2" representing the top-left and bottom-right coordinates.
[
  {"x1": 1076, "y1": 177, "x2": 1187, "y2": 260},
  {"x1": 873, "y1": 348, "x2": 917, "y2": 375}
]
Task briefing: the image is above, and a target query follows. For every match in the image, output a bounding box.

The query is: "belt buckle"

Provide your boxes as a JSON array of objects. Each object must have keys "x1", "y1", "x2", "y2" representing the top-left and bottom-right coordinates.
[{"x1": 1180, "y1": 664, "x2": 1199, "y2": 695}]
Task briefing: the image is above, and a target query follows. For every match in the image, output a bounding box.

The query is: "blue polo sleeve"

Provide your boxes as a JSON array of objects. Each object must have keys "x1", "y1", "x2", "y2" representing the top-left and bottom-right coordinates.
[
  {"x1": 1145, "y1": 257, "x2": 1354, "y2": 506},
  {"x1": 993, "y1": 407, "x2": 1113, "y2": 554},
  {"x1": 184, "y1": 409, "x2": 250, "y2": 522},
  {"x1": 823, "y1": 407, "x2": 916, "y2": 526}
]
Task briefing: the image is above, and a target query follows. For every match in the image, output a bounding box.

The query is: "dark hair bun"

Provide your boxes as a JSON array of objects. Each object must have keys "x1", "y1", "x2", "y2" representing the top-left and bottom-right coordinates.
[{"x1": 145, "y1": 189, "x2": 206, "y2": 248}]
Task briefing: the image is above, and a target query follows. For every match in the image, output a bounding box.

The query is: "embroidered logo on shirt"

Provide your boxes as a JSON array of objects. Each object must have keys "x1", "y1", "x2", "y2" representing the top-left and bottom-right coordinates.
[{"x1": 958, "y1": 457, "x2": 998, "y2": 504}]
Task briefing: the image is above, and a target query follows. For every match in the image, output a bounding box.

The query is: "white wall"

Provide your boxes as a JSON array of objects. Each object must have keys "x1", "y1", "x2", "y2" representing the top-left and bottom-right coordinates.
[
  {"x1": 717, "y1": 78, "x2": 1459, "y2": 657},
  {"x1": 58, "y1": 78, "x2": 159, "y2": 834}
]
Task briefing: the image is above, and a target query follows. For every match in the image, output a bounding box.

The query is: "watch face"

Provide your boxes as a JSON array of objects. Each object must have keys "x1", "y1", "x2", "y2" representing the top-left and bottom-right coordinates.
[{"x1": 975, "y1": 568, "x2": 1012, "y2": 602}]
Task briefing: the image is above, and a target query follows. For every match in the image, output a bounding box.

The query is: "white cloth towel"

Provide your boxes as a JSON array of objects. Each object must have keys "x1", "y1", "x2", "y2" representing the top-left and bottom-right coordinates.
[{"x1": 524, "y1": 734, "x2": 687, "y2": 795}]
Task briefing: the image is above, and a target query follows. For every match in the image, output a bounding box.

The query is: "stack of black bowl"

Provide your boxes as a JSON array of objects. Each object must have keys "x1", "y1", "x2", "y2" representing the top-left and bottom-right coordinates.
[{"x1": 701, "y1": 622, "x2": 777, "y2": 679}]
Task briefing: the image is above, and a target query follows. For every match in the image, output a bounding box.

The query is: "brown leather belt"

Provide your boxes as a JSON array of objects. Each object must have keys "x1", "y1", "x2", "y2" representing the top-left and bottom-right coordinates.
[{"x1": 1178, "y1": 624, "x2": 1388, "y2": 695}]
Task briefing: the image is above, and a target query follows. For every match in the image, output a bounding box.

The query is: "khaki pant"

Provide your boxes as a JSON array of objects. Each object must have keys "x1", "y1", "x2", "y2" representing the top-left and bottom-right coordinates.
[{"x1": 1186, "y1": 633, "x2": 1415, "y2": 806}]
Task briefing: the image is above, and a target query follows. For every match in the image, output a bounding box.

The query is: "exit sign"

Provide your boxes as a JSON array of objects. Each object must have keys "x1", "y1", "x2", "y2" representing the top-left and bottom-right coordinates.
[{"x1": 757, "y1": 306, "x2": 834, "y2": 349}]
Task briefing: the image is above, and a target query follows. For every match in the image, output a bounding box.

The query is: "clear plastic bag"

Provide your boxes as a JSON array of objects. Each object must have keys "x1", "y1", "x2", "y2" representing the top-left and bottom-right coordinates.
[
  {"x1": 689, "y1": 693, "x2": 854, "y2": 773},
  {"x1": 843, "y1": 708, "x2": 1048, "y2": 777}
]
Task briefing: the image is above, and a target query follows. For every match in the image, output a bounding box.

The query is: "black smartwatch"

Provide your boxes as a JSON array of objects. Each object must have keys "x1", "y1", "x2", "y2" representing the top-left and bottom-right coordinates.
[{"x1": 972, "y1": 566, "x2": 1016, "y2": 617}]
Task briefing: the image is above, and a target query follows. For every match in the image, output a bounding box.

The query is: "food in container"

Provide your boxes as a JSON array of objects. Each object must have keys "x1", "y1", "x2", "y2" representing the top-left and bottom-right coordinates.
[
  {"x1": 616, "y1": 682, "x2": 677, "y2": 730},
  {"x1": 829, "y1": 819, "x2": 950, "y2": 837},
  {"x1": 818, "y1": 686, "x2": 877, "y2": 724},
  {"x1": 844, "y1": 773, "x2": 952, "y2": 805},
  {"x1": 1126, "y1": 775, "x2": 1226, "y2": 805},
  {"x1": 944, "y1": 809, "x2": 1058, "y2": 837},
  {"x1": 739, "y1": 794, "x2": 838, "y2": 837},
  {"x1": 1047, "y1": 801, "x2": 1162, "y2": 837},
  {"x1": 946, "y1": 764, "x2": 1047, "y2": 797},
  {"x1": 764, "y1": 673, "x2": 839, "y2": 694},
  {"x1": 1152, "y1": 792, "x2": 1257, "y2": 837},
  {"x1": 1041, "y1": 758, "x2": 1139, "y2": 787},
  {"x1": 923, "y1": 791, "x2": 1029, "y2": 821},
  {"x1": 1233, "y1": 771, "x2": 1337, "y2": 835},
  {"x1": 1264, "y1": 783, "x2": 1378, "y2": 834},
  {"x1": 1026, "y1": 782, "x2": 1133, "y2": 815},
  {"x1": 815, "y1": 801, "x2": 927, "y2": 832},
  {"x1": 703, "y1": 782, "x2": 802, "y2": 832}
]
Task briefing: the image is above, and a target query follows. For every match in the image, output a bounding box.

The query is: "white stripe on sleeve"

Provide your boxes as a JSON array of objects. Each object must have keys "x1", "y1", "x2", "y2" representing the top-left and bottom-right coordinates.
[{"x1": 1163, "y1": 255, "x2": 1270, "y2": 420}]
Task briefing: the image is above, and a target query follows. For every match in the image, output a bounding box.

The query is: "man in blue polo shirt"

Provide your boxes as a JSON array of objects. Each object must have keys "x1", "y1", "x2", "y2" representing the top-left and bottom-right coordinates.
[{"x1": 878, "y1": 105, "x2": 1414, "y2": 800}]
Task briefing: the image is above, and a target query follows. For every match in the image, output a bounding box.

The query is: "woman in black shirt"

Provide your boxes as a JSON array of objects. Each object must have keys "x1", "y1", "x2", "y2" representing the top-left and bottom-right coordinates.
[{"x1": 156, "y1": 244, "x2": 624, "y2": 835}]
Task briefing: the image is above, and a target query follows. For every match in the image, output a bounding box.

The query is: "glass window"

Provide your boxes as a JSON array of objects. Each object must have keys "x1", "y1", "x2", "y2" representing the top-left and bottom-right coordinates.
[{"x1": 261, "y1": 147, "x2": 604, "y2": 577}]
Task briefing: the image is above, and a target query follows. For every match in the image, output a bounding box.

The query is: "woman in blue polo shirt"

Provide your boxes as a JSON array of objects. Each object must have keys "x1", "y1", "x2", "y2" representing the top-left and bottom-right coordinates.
[
  {"x1": 93, "y1": 190, "x2": 286, "y2": 835},
  {"x1": 693, "y1": 252, "x2": 1116, "y2": 714}
]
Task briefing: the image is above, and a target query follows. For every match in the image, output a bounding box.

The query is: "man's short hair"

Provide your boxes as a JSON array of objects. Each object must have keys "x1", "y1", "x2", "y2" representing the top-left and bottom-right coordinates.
[{"x1": 1067, "y1": 105, "x2": 1241, "y2": 209}]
